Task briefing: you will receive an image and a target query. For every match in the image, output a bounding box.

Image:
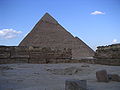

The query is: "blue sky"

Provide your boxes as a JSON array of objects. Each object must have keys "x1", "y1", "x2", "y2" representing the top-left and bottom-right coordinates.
[{"x1": 0, "y1": 0, "x2": 120, "y2": 50}]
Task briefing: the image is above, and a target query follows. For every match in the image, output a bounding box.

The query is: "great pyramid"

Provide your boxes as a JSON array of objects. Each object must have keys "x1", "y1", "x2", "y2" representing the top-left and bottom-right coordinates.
[{"x1": 19, "y1": 13, "x2": 94, "y2": 59}]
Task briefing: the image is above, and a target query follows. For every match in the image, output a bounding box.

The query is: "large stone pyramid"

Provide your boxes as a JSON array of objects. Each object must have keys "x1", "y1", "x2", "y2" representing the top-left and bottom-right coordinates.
[{"x1": 19, "y1": 13, "x2": 94, "y2": 59}]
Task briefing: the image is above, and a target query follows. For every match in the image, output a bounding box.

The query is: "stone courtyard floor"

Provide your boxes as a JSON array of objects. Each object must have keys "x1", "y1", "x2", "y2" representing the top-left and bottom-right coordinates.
[{"x1": 0, "y1": 63, "x2": 120, "y2": 90}]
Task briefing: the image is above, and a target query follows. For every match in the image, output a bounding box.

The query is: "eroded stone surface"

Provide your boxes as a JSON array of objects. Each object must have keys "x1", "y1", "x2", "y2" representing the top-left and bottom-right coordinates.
[
  {"x1": 65, "y1": 79, "x2": 87, "y2": 90},
  {"x1": 96, "y1": 70, "x2": 109, "y2": 82},
  {"x1": 108, "y1": 74, "x2": 120, "y2": 82}
]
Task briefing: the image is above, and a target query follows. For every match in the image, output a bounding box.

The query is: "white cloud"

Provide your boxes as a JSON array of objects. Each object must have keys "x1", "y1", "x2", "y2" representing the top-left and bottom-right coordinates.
[
  {"x1": 91, "y1": 11, "x2": 105, "y2": 15},
  {"x1": 0, "y1": 29, "x2": 22, "y2": 39},
  {"x1": 112, "y1": 39, "x2": 118, "y2": 44}
]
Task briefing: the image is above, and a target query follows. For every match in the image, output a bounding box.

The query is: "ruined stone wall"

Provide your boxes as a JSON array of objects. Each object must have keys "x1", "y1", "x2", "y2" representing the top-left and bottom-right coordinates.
[
  {"x1": 67, "y1": 59, "x2": 120, "y2": 66},
  {"x1": 94, "y1": 44, "x2": 120, "y2": 59},
  {"x1": 0, "y1": 46, "x2": 72, "y2": 64}
]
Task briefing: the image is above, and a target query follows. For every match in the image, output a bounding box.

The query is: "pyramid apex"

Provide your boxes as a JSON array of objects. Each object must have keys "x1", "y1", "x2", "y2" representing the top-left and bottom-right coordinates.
[
  {"x1": 41, "y1": 13, "x2": 58, "y2": 24},
  {"x1": 44, "y1": 12, "x2": 50, "y2": 15}
]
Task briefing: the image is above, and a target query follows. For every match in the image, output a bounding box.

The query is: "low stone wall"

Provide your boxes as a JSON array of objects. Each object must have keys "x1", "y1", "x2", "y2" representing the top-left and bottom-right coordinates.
[
  {"x1": 67, "y1": 59, "x2": 120, "y2": 66},
  {"x1": 0, "y1": 46, "x2": 72, "y2": 64},
  {"x1": 93, "y1": 59, "x2": 120, "y2": 66},
  {"x1": 94, "y1": 44, "x2": 120, "y2": 59},
  {"x1": 92, "y1": 44, "x2": 120, "y2": 66},
  {"x1": 0, "y1": 46, "x2": 120, "y2": 66}
]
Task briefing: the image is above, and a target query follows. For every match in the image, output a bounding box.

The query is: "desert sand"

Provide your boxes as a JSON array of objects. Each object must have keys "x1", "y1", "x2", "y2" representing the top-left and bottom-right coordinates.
[{"x1": 0, "y1": 63, "x2": 120, "y2": 90}]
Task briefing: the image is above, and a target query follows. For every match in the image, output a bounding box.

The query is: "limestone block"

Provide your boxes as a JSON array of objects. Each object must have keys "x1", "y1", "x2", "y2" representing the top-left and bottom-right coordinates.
[
  {"x1": 0, "y1": 46, "x2": 11, "y2": 58},
  {"x1": 108, "y1": 74, "x2": 120, "y2": 82},
  {"x1": 96, "y1": 70, "x2": 109, "y2": 82},
  {"x1": 65, "y1": 79, "x2": 87, "y2": 90},
  {"x1": 13, "y1": 58, "x2": 28, "y2": 63},
  {"x1": 0, "y1": 52, "x2": 10, "y2": 58},
  {"x1": 11, "y1": 46, "x2": 29, "y2": 59},
  {"x1": 29, "y1": 51, "x2": 44, "y2": 59},
  {"x1": 0, "y1": 59, "x2": 10, "y2": 64}
]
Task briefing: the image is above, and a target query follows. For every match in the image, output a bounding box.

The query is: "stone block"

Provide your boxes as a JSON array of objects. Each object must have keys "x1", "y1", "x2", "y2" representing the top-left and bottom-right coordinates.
[
  {"x1": 0, "y1": 52, "x2": 10, "y2": 59},
  {"x1": 0, "y1": 59, "x2": 10, "y2": 64},
  {"x1": 96, "y1": 70, "x2": 109, "y2": 82},
  {"x1": 65, "y1": 79, "x2": 87, "y2": 90},
  {"x1": 10, "y1": 46, "x2": 29, "y2": 59},
  {"x1": 0, "y1": 46, "x2": 11, "y2": 59},
  {"x1": 108, "y1": 74, "x2": 120, "y2": 82}
]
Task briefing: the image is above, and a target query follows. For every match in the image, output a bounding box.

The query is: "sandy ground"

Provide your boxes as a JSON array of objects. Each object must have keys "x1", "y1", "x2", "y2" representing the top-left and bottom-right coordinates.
[{"x1": 0, "y1": 63, "x2": 120, "y2": 90}]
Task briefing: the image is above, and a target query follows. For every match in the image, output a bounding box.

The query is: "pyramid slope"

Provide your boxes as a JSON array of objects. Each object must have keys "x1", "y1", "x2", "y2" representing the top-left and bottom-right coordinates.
[{"x1": 19, "y1": 13, "x2": 94, "y2": 59}]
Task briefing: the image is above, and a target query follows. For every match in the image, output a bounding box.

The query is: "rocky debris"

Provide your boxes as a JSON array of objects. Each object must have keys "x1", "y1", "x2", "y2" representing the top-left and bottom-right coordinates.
[
  {"x1": 108, "y1": 74, "x2": 120, "y2": 82},
  {"x1": 0, "y1": 66, "x2": 13, "y2": 70},
  {"x1": 46, "y1": 67, "x2": 82, "y2": 75},
  {"x1": 96, "y1": 70, "x2": 109, "y2": 82},
  {"x1": 81, "y1": 64, "x2": 89, "y2": 67},
  {"x1": 33, "y1": 72, "x2": 40, "y2": 75},
  {"x1": 96, "y1": 69, "x2": 120, "y2": 82},
  {"x1": 65, "y1": 79, "x2": 87, "y2": 90}
]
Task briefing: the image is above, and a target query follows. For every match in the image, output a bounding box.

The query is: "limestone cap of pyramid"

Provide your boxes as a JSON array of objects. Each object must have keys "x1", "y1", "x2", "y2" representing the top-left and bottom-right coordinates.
[{"x1": 41, "y1": 13, "x2": 58, "y2": 24}]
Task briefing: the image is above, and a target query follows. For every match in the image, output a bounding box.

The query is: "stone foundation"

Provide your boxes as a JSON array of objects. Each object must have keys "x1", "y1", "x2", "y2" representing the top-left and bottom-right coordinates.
[
  {"x1": 0, "y1": 46, "x2": 72, "y2": 64},
  {"x1": 94, "y1": 44, "x2": 120, "y2": 59}
]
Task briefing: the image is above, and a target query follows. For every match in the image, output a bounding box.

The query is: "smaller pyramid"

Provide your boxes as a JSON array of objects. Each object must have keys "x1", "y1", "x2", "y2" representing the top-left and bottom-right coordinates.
[{"x1": 19, "y1": 13, "x2": 94, "y2": 59}]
